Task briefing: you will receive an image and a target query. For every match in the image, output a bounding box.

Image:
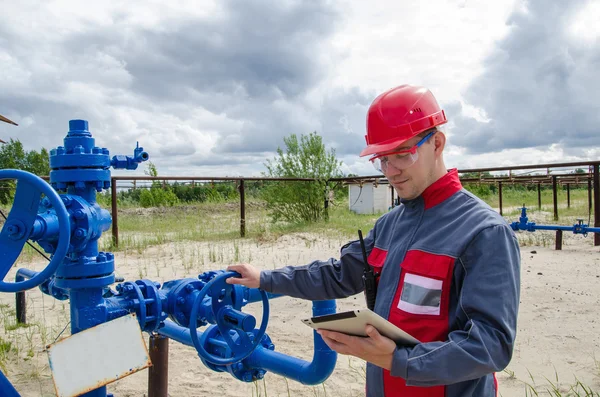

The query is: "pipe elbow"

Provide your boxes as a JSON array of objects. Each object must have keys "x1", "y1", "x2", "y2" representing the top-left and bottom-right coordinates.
[{"x1": 295, "y1": 334, "x2": 337, "y2": 385}]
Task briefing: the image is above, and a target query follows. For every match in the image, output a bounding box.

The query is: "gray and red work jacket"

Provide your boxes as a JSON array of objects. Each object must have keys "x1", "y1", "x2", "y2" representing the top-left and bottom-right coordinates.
[{"x1": 260, "y1": 169, "x2": 521, "y2": 397}]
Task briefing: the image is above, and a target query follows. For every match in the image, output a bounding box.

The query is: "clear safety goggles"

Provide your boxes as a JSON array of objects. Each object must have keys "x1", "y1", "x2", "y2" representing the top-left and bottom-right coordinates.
[{"x1": 369, "y1": 130, "x2": 436, "y2": 173}]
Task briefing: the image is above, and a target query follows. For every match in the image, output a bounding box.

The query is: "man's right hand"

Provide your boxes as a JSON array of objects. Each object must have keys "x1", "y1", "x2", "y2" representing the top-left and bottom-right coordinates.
[{"x1": 225, "y1": 263, "x2": 261, "y2": 289}]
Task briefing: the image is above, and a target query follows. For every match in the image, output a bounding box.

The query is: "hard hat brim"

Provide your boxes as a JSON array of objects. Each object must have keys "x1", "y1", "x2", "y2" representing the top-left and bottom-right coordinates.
[{"x1": 359, "y1": 137, "x2": 413, "y2": 157}]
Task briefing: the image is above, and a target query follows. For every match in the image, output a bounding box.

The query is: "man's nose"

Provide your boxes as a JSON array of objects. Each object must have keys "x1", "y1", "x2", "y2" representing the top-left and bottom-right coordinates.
[{"x1": 385, "y1": 163, "x2": 403, "y2": 177}]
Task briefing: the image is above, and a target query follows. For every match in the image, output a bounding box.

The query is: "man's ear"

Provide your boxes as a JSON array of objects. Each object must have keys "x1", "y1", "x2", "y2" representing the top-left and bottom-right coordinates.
[{"x1": 433, "y1": 131, "x2": 446, "y2": 156}]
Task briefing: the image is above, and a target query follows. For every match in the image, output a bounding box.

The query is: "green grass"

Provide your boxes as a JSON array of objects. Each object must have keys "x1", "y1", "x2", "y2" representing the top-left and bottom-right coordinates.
[
  {"x1": 4, "y1": 321, "x2": 31, "y2": 332},
  {"x1": 480, "y1": 187, "x2": 593, "y2": 218},
  {"x1": 90, "y1": 198, "x2": 379, "y2": 255},
  {"x1": 516, "y1": 369, "x2": 600, "y2": 397}
]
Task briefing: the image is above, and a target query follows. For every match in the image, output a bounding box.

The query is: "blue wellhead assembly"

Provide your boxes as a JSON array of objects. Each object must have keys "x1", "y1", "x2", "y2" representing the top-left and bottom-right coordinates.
[{"x1": 0, "y1": 120, "x2": 337, "y2": 396}]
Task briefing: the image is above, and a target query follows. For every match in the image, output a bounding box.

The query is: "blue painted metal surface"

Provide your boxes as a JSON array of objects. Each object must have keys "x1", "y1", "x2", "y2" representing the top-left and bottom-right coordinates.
[
  {"x1": 244, "y1": 300, "x2": 338, "y2": 385},
  {"x1": 0, "y1": 119, "x2": 338, "y2": 396},
  {"x1": 159, "y1": 300, "x2": 337, "y2": 384},
  {"x1": 16, "y1": 269, "x2": 69, "y2": 300},
  {"x1": 511, "y1": 206, "x2": 600, "y2": 235},
  {"x1": 0, "y1": 170, "x2": 71, "y2": 293},
  {"x1": 189, "y1": 271, "x2": 269, "y2": 366},
  {"x1": 0, "y1": 370, "x2": 20, "y2": 397}
]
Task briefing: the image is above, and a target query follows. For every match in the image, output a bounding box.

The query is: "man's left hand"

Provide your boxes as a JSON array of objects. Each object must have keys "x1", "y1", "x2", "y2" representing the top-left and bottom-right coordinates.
[{"x1": 317, "y1": 325, "x2": 396, "y2": 370}]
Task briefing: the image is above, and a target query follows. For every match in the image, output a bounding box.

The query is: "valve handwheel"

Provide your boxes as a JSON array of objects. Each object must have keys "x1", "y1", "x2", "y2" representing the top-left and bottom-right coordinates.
[
  {"x1": 189, "y1": 271, "x2": 270, "y2": 365},
  {"x1": 0, "y1": 170, "x2": 70, "y2": 292}
]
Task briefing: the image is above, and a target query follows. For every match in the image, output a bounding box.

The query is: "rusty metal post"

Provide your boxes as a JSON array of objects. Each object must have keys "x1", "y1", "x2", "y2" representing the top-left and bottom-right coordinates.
[
  {"x1": 552, "y1": 176, "x2": 558, "y2": 221},
  {"x1": 498, "y1": 182, "x2": 503, "y2": 216},
  {"x1": 239, "y1": 179, "x2": 246, "y2": 238},
  {"x1": 148, "y1": 334, "x2": 169, "y2": 397},
  {"x1": 594, "y1": 164, "x2": 600, "y2": 246},
  {"x1": 16, "y1": 291, "x2": 26, "y2": 324},
  {"x1": 537, "y1": 183, "x2": 542, "y2": 210},
  {"x1": 588, "y1": 177, "x2": 593, "y2": 214},
  {"x1": 555, "y1": 230, "x2": 563, "y2": 251},
  {"x1": 566, "y1": 183, "x2": 570, "y2": 208},
  {"x1": 324, "y1": 181, "x2": 329, "y2": 221},
  {"x1": 111, "y1": 177, "x2": 119, "y2": 248}
]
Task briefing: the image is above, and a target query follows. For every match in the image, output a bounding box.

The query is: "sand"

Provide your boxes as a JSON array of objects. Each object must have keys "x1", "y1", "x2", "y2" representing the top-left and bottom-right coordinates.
[{"x1": 1, "y1": 228, "x2": 599, "y2": 397}]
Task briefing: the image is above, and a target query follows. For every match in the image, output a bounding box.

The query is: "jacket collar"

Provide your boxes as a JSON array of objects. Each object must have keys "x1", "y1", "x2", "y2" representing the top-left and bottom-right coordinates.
[{"x1": 400, "y1": 168, "x2": 463, "y2": 210}]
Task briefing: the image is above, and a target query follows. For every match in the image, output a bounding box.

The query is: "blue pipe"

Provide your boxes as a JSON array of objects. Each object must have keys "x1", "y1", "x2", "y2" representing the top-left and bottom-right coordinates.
[
  {"x1": 244, "y1": 300, "x2": 337, "y2": 385},
  {"x1": 244, "y1": 324, "x2": 336, "y2": 385},
  {"x1": 511, "y1": 206, "x2": 600, "y2": 235},
  {"x1": 516, "y1": 224, "x2": 600, "y2": 233},
  {"x1": 159, "y1": 320, "x2": 200, "y2": 345},
  {"x1": 0, "y1": 370, "x2": 19, "y2": 397},
  {"x1": 245, "y1": 289, "x2": 283, "y2": 303},
  {"x1": 16, "y1": 268, "x2": 37, "y2": 280},
  {"x1": 531, "y1": 225, "x2": 580, "y2": 231},
  {"x1": 158, "y1": 300, "x2": 337, "y2": 385},
  {"x1": 15, "y1": 269, "x2": 69, "y2": 301}
]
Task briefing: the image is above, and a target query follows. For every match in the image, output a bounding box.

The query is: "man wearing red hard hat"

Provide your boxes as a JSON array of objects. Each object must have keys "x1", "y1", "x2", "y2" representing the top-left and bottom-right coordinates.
[{"x1": 228, "y1": 85, "x2": 521, "y2": 397}]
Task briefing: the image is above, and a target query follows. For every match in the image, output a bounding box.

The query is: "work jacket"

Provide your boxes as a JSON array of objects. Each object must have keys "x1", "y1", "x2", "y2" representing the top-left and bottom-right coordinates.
[{"x1": 260, "y1": 169, "x2": 521, "y2": 397}]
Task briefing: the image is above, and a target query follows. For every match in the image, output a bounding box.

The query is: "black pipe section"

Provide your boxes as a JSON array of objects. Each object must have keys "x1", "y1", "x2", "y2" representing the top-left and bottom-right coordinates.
[
  {"x1": 148, "y1": 334, "x2": 169, "y2": 397},
  {"x1": 552, "y1": 176, "x2": 558, "y2": 221},
  {"x1": 111, "y1": 177, "x2": 119, "y2": 247},
  {"x1": 239, "y1": 179, "x2": 245, "y2": 238},
  {"x1": 594, "y1": 165, "x2": 600, "y2": 246},
  {"x1": 15, "y1": 274, "x2": 26, "y2": 324},
  {"x1": 498, "y1": 182, "x2": 503, "y2": 216}
]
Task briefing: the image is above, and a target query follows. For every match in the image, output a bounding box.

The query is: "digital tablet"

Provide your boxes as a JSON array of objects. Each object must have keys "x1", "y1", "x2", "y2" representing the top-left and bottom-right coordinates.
[{"x1": 302, "y1": 308, "x2": 420, "y2": 346}]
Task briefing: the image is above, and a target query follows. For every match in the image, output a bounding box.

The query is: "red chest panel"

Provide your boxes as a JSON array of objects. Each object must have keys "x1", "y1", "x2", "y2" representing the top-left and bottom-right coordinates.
[{"x1": 368, "y1": 248, "x2": 455, "y2": 397}]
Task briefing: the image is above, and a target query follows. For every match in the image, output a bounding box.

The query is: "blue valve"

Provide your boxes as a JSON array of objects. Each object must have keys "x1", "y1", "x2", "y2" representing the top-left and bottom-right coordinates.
[{"x1": 110, "y1": 141, "x2": 149, "y2": 170}]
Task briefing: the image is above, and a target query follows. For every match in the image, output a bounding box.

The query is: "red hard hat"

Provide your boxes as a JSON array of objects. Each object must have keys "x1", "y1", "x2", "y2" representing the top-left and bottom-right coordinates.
[{"x1": 359, "y1": 85, "x2": 447, "y2": 157}]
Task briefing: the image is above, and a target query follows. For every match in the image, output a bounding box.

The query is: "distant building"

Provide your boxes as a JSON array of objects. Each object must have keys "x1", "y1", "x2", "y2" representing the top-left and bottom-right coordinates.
[{"x1": 348, "y1": 179, "x2": 396, "y2": 214}]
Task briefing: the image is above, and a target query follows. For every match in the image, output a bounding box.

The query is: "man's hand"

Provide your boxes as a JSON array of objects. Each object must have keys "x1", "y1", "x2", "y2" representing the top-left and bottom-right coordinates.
[
  {"x1": 317, "y1": 325, "x2": 397, "y2": 370},
  {"x1": 226, "y1": 263, "x2": 261, "y2": 289}
]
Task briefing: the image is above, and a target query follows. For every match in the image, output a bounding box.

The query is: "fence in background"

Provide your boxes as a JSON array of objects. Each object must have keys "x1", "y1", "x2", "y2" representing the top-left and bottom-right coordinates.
[{"x1": 107, "y1": 160, "x2": 600, "y2": 247}]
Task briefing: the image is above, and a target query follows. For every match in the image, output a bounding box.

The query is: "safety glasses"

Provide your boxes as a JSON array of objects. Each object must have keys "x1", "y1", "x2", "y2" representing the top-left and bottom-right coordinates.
[{"x1": 369, "y1": 130, "x2": 436, "y2": 173}]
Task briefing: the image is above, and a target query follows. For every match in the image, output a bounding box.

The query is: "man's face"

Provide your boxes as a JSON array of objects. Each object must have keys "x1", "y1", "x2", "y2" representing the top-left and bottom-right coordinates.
[{"x1": 379, "y1": 132, "x2": 439, "y2": 200}]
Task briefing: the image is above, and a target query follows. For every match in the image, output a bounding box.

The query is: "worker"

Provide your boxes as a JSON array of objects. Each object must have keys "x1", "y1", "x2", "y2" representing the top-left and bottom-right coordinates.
[{"x1": 227, "y1": 84, "x2": 521, "y2": 397}]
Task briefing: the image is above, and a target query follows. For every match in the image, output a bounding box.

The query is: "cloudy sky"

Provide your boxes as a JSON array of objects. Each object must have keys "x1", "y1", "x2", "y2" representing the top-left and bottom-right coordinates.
[{"x1": 1, "y1": 0, "x2": 599, "y2": 177}]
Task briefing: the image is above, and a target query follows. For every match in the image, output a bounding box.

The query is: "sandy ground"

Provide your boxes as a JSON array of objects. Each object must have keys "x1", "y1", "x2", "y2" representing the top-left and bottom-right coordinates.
[{"x1": 1, "y1": 228, "x2": 599, "y2": 397}]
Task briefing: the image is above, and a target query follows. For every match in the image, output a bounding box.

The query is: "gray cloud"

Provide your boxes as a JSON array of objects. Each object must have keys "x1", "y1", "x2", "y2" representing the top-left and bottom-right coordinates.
[
  {"x1": 451, "y1": 0, "x2": 600, "y2": 154},
  {"x1": 0, "y1": 0, "x2": 346, "y2": 175},
  {"x1": 317, "y1": 87, "x2": 376, "y2": 156},
  {"x1": 212, "y1": 99, "x2": 317, "y2": 153},
  {"x1": 70, "y1": 0, "x2": 340, "y2": 104},
  {"x1": 214, "y1": 86, "x2": 376, "y2": 157},
  {"x1": 188, "y1": 153, "x2": 269, "y2": 167}
]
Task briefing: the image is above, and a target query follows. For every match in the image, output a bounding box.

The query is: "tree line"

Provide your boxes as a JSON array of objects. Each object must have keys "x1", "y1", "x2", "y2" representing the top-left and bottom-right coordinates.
[
  {"x1": 0, "y1": 139, "x2": 50, "y2": 204},
  {"x1": 1, "y1": 132, "x2": 346, "y2": 223}
]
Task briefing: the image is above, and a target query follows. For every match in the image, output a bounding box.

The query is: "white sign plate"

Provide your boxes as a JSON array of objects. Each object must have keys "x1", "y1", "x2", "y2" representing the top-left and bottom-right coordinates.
[{"x1": 47, "y1": 313, "x2": 151, "y2": 397}]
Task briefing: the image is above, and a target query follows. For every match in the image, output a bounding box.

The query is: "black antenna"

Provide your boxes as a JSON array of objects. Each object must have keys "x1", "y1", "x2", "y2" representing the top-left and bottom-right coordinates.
[{"x1": 359, "y1": 230, "x2": 377, "y2": 311}]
